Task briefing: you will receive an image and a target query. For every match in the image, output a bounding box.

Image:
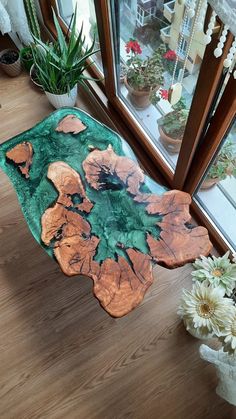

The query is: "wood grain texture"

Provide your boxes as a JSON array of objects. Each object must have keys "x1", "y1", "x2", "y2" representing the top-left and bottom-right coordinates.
[
  {"x1": 6, "y1": 141, "x2": 33, "y2": 178},
  {"x1": 55, "y1": 114, "x2": 87, "y2": 134},
  {"x1": 40, "y1": 150, "x2": 211, "y2": 316},
  {"x1": 41, "y1": 161, "x2": 153, "y2": 317},
  {"x1": 0, "y1": 70, "x2": 235, "y2": 418}
]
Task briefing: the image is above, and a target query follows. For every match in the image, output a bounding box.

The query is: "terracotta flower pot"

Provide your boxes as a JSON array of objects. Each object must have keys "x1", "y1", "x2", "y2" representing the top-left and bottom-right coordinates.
[
  {"x1": 124, "y1": 76, "x2": 158, "y2": 109},
  {"x1": 0, "y1": 49, "x2": 21, "y2": 77},
  {"x1": 158, "y1": 125, "x2": 182, "y2": 154},
  {"x1": 200, "y1": 177, "x2": 220, "y2": 190}
]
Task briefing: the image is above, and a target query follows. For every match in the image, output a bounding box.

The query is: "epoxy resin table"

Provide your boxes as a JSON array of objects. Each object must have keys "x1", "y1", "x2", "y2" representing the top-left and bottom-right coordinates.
[{"x1": 0, "y1": 108, "x2": 212, "y2": 317}]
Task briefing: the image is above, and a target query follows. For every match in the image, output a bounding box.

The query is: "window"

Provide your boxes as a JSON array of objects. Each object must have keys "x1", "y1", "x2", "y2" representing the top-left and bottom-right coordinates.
[
  {"x1": 194, "y1": 120, "x2": 236, "y2": 251},
  {"x1": 114, "y1": 0, "x2": 208, "y2": 173},
  {"x1": 40, "y1": 0, "x2": 235, "y2": 252},
  {"x1": 125, "y1": 0, "x2": 132, "y2": 9},
  {"x1": 56, "y1": 0, "x2": 103, "y2": 74}
]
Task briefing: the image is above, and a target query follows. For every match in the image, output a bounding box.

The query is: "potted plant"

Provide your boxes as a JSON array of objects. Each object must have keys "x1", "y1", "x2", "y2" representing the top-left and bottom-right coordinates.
[
  {"x1": 178, "y1": 251, "x2": 236, "y2": 406},
  {"x1": 124, "y1": 40, "x2": 165, "y2": 109},
  {"x1": 31, "y1": 7, "x2": 99, "y2": 108},
  {"x1": 20, "y1": 46, "x2": 34, "y2": 72},
  {"x1": 201, "y1": 140, "x2": 236, "y2": 189},
  {"x1": 20, "y1": 0, "x2": 41, "y2": 72},
  {"x1": 158, "y1": 99, "x2": 189, "y2": 153},
  {"x1": 0, "y1": 49, "x2": 21, "y2": 77}
]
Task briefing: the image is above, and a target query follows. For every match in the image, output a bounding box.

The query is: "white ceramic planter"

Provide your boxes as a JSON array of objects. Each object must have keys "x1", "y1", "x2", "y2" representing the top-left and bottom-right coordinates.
[
  {"x1": 200, "y1": 344, "x2": 236, "y2": 406},
  {"x1": 45, "y1": 85, "x2": 77, "y2": 109}
]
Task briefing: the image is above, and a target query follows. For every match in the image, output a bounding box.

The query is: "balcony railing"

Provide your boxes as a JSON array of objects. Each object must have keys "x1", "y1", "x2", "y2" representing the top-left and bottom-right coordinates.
[
  {"x1": 163, "y1": 0, "x2": 175, "y2": 23},
  {"x1": 160, "y1": 25, "x2": 171, "y2": 43}
]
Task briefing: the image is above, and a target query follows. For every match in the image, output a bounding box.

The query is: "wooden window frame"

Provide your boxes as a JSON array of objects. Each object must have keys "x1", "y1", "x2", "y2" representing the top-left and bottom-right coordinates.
[
  {"x1": 183, "y1": 74, "x2": 236, "y2": 253},
  {"x1": 39, "y1": 0, "x2": 235, "y2": 253}
]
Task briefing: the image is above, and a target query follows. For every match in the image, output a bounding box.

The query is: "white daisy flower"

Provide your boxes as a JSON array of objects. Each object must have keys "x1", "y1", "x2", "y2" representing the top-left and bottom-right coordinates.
[
  {"x1": 178, "y1": 282, "x2": 235, "y2": 335},
  {"x1": 219, "y1": 307, "x2": 236, "y2": 355},
  {"x1": 191, "y1": 251, "x2": 236, "y2": 296}
]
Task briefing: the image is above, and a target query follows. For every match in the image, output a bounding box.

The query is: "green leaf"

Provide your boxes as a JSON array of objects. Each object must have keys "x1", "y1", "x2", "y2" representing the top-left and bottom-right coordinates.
[{"x1": 52, "y1": 8, "x2": 67, "y2": 61}]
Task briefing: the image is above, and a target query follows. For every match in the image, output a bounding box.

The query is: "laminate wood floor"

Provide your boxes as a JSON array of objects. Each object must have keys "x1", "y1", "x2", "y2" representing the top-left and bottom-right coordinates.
[{"x1": 0, "y1": 71, "x2": 235, "y2": 419}]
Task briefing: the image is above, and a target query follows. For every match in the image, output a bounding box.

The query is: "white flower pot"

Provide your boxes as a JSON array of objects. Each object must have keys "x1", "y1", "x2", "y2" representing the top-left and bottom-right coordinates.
[
  {"x1": 200, "y1": 344, "x2": 236, "y2": 406},
  {"x1": 45, "y1": 85, "x2": 77, "y2": 109}
]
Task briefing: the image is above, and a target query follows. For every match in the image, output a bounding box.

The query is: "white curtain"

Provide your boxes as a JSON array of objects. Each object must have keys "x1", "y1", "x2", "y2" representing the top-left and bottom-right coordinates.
[
  {"x1": 0, "y1": 0, "x2": 33, "y2": 45},
  {"x1": 208, "y1": 0, "x2": 236, "y2": 36}
]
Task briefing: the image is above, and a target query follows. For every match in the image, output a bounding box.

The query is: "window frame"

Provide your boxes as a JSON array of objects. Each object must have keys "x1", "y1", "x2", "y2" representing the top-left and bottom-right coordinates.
[{"x1": 39, "y1": 0, "x2": 235, "y2": 253}]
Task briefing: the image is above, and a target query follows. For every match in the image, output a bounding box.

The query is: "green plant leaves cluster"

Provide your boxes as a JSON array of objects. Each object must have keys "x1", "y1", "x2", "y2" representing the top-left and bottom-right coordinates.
[
  {"x1": 207, "y1": 140, "x2": 236, "y2": 181},
  {"x1": 32, "y1": 7, "x2": 99, "y2": 94},
  {"x1": 127, "y1": 44, "x2": 165, "y2": 91},
  {"x1": 158, "y1": 108, "x2": 189, "y2": 139}
]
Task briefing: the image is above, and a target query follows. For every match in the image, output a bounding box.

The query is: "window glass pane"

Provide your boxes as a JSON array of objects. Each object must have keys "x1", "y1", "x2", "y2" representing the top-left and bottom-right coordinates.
[
  {"x1": 114, "y1": 0, "x2": 209, "y2": 171},
  {"x1": 194, "y1": 119, "x2": 236, "y2": 250},
  {"x1": 56, "y1": 0, "x2": 103, "y2": 73}
]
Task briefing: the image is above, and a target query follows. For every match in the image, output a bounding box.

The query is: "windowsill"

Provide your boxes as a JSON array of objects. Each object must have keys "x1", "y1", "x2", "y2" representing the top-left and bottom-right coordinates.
[
  {"x1": 119, "y1": 83, "x2": 178, "y2": 169},
  {"x1": 196, "y1": 176, "x2": 236, "y2": 249}
]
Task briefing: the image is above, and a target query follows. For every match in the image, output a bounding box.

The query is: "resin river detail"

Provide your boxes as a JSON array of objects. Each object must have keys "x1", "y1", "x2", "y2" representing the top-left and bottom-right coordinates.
[{"x1": 0, "y1": 109, "x2": 212, "y2": 317}]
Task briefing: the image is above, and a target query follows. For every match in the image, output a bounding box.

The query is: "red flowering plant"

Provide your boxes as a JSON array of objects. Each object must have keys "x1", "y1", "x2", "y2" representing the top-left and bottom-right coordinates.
[
  {"x1": 162, "y1": 49, "x2": 181, "y2": 74},
  {"x1": 125, "y1": 39, "x2": 142, "y2": 55},
  {"x1": 125, "y1": 40, "x2": 165, "y2": 91},
  {"x1": 163, "y1": 50, "x2": 177, "y2": 61}
]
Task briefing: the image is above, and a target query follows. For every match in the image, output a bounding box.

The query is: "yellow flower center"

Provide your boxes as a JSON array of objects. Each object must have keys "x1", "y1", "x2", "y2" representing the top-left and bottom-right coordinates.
[
  {"x1": 197, "y1": 301, "x2": 215, "y2": 318},
  {"x1": 212, "y1": 268, "x2": 224, "y2": 277}
]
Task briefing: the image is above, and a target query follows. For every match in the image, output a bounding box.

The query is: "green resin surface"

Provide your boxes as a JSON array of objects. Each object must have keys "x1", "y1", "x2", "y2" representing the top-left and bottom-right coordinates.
[{"x1": 0, "y1": 108, "x2": 167, "y2": 262}]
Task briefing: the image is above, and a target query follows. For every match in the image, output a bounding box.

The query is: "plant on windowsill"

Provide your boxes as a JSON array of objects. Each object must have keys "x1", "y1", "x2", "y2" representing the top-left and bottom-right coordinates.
[
  {"x1": 201, "y1": 140, "x2": 236, "y2": 189},
  {"x1": 178, "y1": 251, "x2": 236, "y2": 406},
  {"x1": 124, "y1": 40, "x2": 165, "y2": 109},
  {"x1": 157, "y1": 98, "x2": 189, "y2": 154},
  {"x1": 31, "y1": 7, "x2": 99, "y2": 109}
]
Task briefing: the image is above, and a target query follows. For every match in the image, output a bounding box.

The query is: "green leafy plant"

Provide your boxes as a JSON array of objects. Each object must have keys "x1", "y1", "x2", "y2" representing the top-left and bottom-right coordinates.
[
  {"x1": 207, "y1": 140, "x2": 236, "y2": 181},
  {"x1": 158, "y1": 99, "x2": 189, "y2": 140},
  {"x1": 125, "y1": 40, "x2": 165, "y2": 91},
  {"x1": 31, "y1": 7, "x2": 99, "y2": 94}
]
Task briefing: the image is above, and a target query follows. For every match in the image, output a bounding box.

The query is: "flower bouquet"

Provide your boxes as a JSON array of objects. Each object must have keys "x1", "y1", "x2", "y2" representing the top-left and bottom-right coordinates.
[{"x1": 178, "y1": 251, "x2": 236, "y2": 405}]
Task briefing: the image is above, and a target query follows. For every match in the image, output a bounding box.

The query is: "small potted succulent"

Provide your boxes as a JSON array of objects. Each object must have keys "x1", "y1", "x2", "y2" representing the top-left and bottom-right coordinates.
[
  {"x1": 124, "y1": 40, "x2": 165, "y2": 109},
  {"x1": 158, "y1": 99, "x2": 189, "y2": 153},
  {"x1": 0, "y1": 49, "x2": 21, "y2": 77},
  {"x1": 20, "y1": 46, "x2": 34, "y2": 72},
  {"x1": 201, "y1": 140, "x2": 236, "y2": 189}
]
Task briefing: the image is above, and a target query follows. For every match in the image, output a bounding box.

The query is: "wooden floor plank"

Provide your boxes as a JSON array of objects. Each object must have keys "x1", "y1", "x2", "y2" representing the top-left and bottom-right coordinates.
[{"x1": 0, "y1": 70, "x2": 235, "y2": 418}]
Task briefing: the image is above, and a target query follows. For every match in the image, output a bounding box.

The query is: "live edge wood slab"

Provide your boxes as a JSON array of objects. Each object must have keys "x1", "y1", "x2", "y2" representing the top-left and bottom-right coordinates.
[{"x1": 0, "y1": 108, "x2": 212, "y2": 317}]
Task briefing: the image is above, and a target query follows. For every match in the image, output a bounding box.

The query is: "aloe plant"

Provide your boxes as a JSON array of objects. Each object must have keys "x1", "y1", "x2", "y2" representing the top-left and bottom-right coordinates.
[{"x1": 32, "y1": 7, "x2": 99, "y2": 94}]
